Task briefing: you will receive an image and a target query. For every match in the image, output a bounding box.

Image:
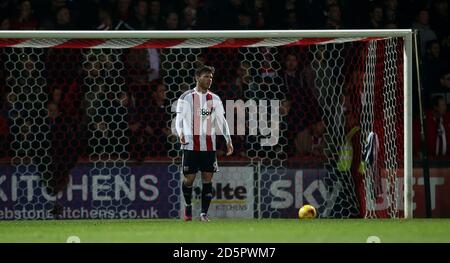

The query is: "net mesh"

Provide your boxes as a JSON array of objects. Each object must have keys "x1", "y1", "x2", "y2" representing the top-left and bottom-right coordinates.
[{"x1": 0, "y1": 36, "x2": 405, "y2": 219}]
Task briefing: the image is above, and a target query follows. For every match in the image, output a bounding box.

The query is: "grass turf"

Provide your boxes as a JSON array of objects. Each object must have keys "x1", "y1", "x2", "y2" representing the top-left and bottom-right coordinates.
[{"x1": 0, "y1": 219, "x2": 449, "y2": 243}]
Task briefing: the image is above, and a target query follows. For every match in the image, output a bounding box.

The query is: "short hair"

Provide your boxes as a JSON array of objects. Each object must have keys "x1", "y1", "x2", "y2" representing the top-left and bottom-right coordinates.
[
  {"x1": 195, "y1": 65, "x2": 215, "y2": 77},
  {"x1": 432, "y1": 95, "x2": 445, "y2": 108}
]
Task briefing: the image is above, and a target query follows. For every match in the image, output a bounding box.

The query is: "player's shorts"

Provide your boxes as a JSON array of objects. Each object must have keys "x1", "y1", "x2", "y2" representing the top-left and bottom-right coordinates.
[{"x1": 181, "y1": 150, "x2": 218, "y2": 175}]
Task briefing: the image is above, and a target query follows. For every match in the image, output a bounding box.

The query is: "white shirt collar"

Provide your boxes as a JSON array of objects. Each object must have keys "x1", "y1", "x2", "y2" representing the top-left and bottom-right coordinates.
[{"x1": 194, "y1": 87, "x2": 208, "y2": 95}]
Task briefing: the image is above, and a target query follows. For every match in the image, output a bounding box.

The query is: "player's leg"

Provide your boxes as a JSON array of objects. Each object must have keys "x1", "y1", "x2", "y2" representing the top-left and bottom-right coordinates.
[
  {"x1": 200, "y1": 171, "x2": 213, "y2": 221},
  {"x1": 182, "y1": 173, "x2": 196, "y2": 219},
  {"x1": 181, "y1": 150, "x2": 198, "y2": 221},
  {"x1": 199, "y1": 151, "x2": 217, "y2": 221}
]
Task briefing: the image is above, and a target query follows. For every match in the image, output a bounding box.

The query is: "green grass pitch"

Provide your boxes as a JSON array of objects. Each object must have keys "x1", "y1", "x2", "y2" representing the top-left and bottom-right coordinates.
[{"x1": 0, "y1": 219, "x2": 449, "y2": 243}]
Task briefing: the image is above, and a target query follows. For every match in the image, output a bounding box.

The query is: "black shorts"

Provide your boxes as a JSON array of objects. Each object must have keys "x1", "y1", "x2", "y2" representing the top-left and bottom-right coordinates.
[{"x1": 182, "y1": 150, "x2": 218, "y2": 175}]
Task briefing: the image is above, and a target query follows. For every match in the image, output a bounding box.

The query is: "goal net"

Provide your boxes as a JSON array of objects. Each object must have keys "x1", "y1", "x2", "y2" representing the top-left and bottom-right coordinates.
[{"x1": 0, "y1": 30, "x2": 412, "y2": 219}]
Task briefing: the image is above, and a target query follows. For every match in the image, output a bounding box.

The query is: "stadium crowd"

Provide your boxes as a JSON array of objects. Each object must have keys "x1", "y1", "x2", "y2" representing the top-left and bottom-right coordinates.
[{"x1": 0, "y1": 0, "x2": 449, "y2": 162}]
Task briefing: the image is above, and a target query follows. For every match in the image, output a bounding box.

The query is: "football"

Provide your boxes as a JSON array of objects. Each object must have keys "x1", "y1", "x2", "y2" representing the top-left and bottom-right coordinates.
[{"x1": 298, "y1": 204, "x2": 317, "y2": 219}]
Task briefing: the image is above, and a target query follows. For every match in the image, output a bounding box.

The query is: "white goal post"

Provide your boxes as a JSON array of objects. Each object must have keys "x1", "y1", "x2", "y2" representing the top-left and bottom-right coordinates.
[{"x1": 0, "y1": 30, "x2": 413, "y2": 219}]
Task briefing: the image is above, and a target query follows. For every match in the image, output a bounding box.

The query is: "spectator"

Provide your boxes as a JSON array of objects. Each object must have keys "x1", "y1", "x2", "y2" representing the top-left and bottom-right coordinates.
[
  {"x1": 0, "y1": 16, "x2": 10, "y2": 30},
  {"x1": 338, "y1": 97, "x2": 366, "y2": 218},
  {"x1": 424, "y1": 40, "x2": 449, "y2": 94},
  {"x1": 366, "y1": 4, "x2": 384, "y2": 29},
  {"x1": 293, "y1": 120, "x2": 325, "y2": 158},
  {"x1": 45, "y1": 99, "x2": 80, "y2": 217},
  {"x1": 430, "y1": 0, "x2": 449, "y2": 40},
  {"x1": 148, "y1": 0, "x2": 163, "y2": 29},
  {"x1": 414, "y1": 95, "x2": 450, "y2": 159},
  {"x1": 125, "y1": 48, "x2": 160, "y2": 84},
  {"x1": 185, "y1": 0, "x2": 200, "y2": 9},
  {"x1": 125, "y1": 49, "x2": 149, "y2": 85},
  {"x1": 115, "y1": 0, "x2": 132, "y2": 22},
  {"x1": 126, "y1": 90, "x2": 146, "y2": 161},
  {"x1": 96, "y1": 8, "x2": 113, "y2": 30},
  {"x1": 144, "y1": 82, "x2": 172, "y2": 157},
  {"x1": 237, "y1": 10, "x2": 252, "y2": 29},
  {"x1": 294, "y1": 122, "x2": 312, "y2": 157},
  {"x1": 233, "y1": 61, "x2": 255, "y2": 94},
  {"x1": 146, "y1": 48, "x2": 161, "y2": 82},
  {"x1": 54, "y1": 6, "x2": 75, "y2": 30},
  {"x1": 325, "y1": 0, "x2": 338, "y2": 7},
  {"x1": 44, "y1": 45, "x2": 80, "y2": 88},
  {"x1": 179, "y1": 0, "x2": 200, "y2": 29},
  {"x1": 284, "y1": 0, "x2": 296, "y2": 12},
  {"x1": 310, "y1": 121, "x2": 325, "y2": 158},
  {"x1": 128, "y1": 0, "x2": 149, "y2": 30},
  {"x1": 51, "y1": 88, "x2": 62, "y2": 105},
  {"x1": 10, "y1": 0, "x2": 38, "y2": 30},
  {"x1": 412, "y1": 8, "x2": 438, "y2": 58},
  {"x1": 164, "y1": 11, "x2": 179, "y2": 30},
  {"x1": 113, "y1": 0, "x2": 134, "y2": 30},
  {"x1": 128, "y1": 81, "x2": 170, "y2": 160},
  {"x1": 49, "y1": 82, "x2": 82, "y2": 119},
  {"x1": 284, "y1": 10, "x2": 301, "y2": 29},
  {"x1": 38, "y1": 0, "x2": 69, "y2": 29},
  {"x1": 430, "y1": 69, "x2": 450, "y2": 105},
  {"x1": 214, "y1": 68, "x2": 247, "y2": 158},
  {"x1": 437, "y1": 69, "x2": 450, "y2": 93},
  {"x1": 282, "y1": 52, "x2": 319, "y2": 157},
  {"x1": 324, "y1": 4, "x2": 343, "y2": 29},
  {"x1": 441, "y1": 70, "x2": 450, "y2": 91},
  {"x1": 252, "y1": 0, "x2": 269, "y2": 30},
  {"x1": 180, "y1": 6, "x2": 198, "y2": 29},
  {"x1": 383, "y1": 0, "x2": 399, "y2": 25}
]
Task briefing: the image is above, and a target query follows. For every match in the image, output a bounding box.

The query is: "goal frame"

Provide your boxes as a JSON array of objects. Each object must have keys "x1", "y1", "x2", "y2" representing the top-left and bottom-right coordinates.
[{"x1": 0, "y1": 29, "x2": 414, "y2": 219}]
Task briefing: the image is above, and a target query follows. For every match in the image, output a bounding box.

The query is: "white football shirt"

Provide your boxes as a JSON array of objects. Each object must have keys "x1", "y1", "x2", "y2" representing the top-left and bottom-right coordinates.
[{"x1": 175, "y1": 88, "x2": 231, "y2": 151}]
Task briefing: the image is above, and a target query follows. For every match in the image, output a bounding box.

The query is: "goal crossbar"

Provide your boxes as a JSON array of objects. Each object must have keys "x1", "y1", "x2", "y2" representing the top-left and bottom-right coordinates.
[{"x1": 0, "y1": 30, "x2": 413, "y2": 39}]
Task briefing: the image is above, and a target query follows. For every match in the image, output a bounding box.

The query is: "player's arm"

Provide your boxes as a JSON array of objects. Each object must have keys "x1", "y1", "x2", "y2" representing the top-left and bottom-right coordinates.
[
  {"x1": 175, "y1": 98, "x2": 188, "y2": 145},
  {"x1": 215, "y1": 99, "x2": 233, "y2": 156}
]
